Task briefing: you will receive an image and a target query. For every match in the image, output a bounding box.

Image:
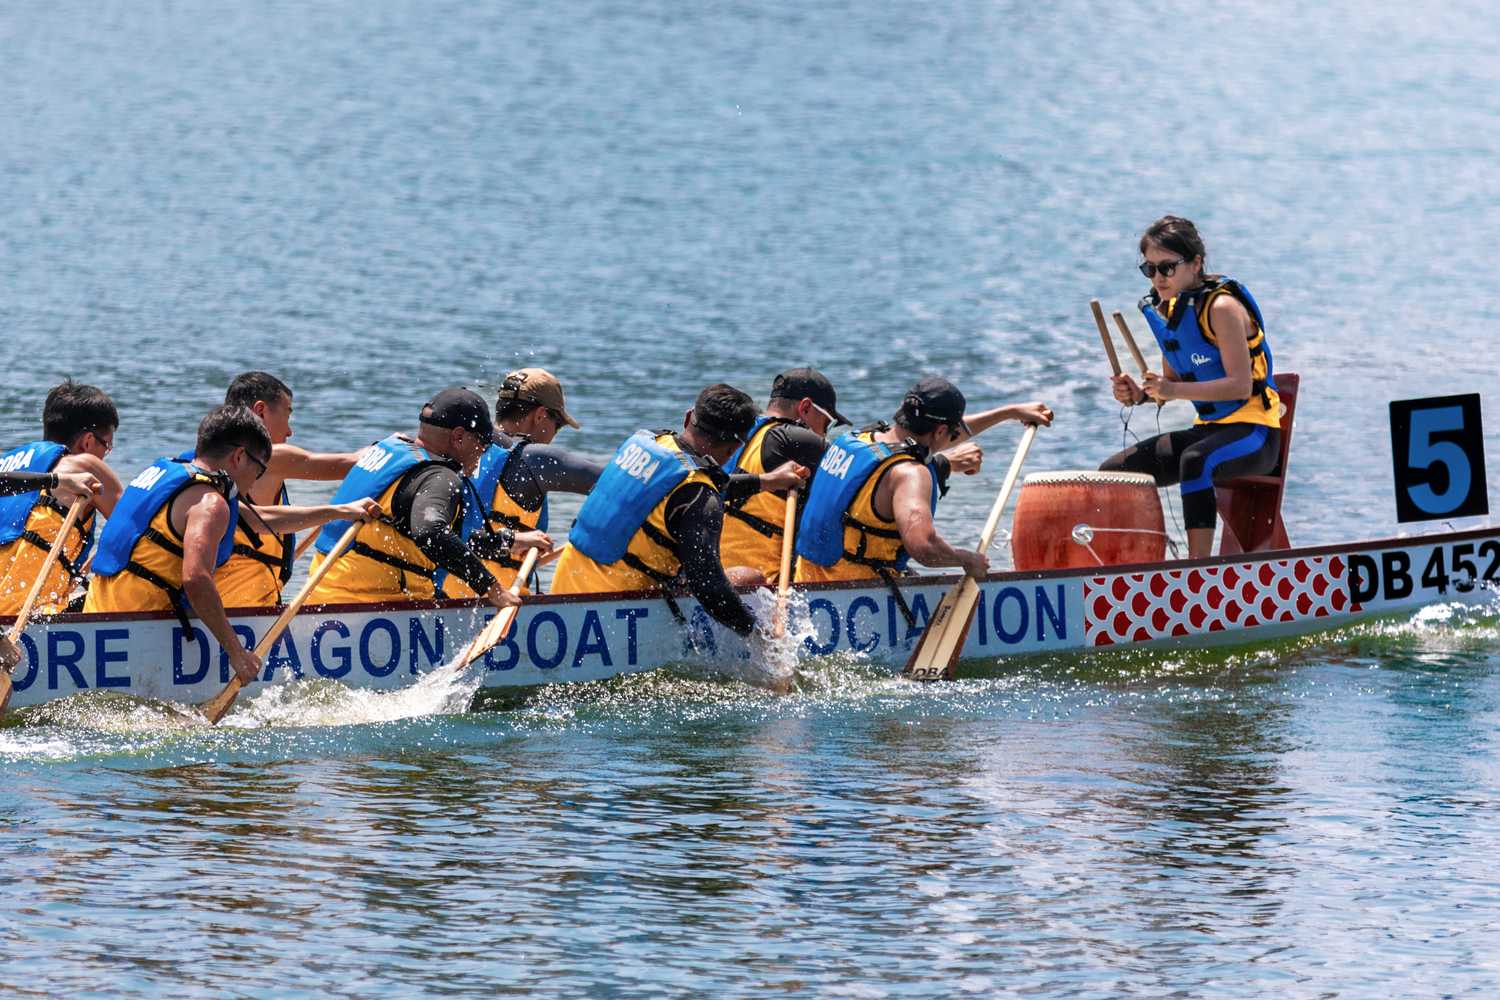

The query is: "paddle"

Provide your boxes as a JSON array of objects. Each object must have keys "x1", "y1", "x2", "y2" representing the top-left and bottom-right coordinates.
[
  {"x1": 1091, "y1": 299, "x2": 1122, "y2": 376},
  {"x1": 771, "y1": 492, "x2": 798, "y2": 639},
  {"x1": 200, "y1": 520, "x2": 361, "y2": 724},
  {"x1": 445, "y1": 546, "x2": 558, "y2": 673},
  {"x1": 0, "y1": 500, "x2": 85, "y2": 714},
  {"x1": 902, "y1": 424, "x2": 1039, "y2": 682}
]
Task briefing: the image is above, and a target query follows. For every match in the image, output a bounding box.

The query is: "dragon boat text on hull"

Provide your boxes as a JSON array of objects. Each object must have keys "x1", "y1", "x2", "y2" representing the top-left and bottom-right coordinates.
[{"x1": 3, "y1": 527, "x2": 1497, "y2": 711}]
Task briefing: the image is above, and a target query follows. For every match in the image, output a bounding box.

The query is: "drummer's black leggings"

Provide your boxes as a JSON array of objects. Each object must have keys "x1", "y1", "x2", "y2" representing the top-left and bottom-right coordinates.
[{"x1": 1099, "y1": 423, "x2": 1281, "y2": 530}]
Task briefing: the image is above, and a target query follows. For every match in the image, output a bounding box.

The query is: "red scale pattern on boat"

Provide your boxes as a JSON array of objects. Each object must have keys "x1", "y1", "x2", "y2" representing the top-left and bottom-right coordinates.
[{"x1": 1082, "y1": 555, "x2": 1352, "y2": 647}]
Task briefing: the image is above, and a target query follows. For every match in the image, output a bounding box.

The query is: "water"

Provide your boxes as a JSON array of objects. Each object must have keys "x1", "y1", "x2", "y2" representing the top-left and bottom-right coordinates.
[{"x1": 2, "y1": 0, "x2": 1500, "y2": 994}]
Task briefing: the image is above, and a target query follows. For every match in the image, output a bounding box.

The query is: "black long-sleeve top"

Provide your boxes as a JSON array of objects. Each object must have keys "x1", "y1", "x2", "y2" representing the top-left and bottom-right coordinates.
[
  {"x1": 0, "y1": 471, "x2": 57, "y2": 497},
  {"x1": 391, "y1": 462, "x2": 512, "y2": 596}
]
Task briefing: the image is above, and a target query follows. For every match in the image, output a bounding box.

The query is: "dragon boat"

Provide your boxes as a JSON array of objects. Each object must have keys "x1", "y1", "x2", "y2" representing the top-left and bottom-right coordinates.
[{"x1": 2, "y1": 523, "x2": 1496, "y2": 711}]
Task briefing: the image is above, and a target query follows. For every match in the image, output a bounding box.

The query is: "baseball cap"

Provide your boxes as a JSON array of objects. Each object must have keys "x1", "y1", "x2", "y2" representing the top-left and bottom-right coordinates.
[
  {"x1": 769, "y1": 367, "x2": 850, "y2": 426},
  {"x1": 499, "y1": 368, "x2": 581, "y2": 429},
  {"x1": 420, "y1": 386, "x2": 494, "y2": 439},
  {"x1": 897, "y1": 376, "x2": 969, "y2": 435}
]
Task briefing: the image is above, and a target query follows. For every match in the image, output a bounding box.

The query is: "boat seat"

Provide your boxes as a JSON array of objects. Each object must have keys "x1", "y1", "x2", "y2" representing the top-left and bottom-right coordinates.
[{"x1": 1216, "y1": 371, "x2": 1299, "y2": 555}]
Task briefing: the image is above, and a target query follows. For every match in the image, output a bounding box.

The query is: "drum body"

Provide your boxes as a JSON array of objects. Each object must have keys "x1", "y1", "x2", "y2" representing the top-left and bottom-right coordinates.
[{"x1": 1011, "y1": 471, "x2": 1165, "y2": 570}]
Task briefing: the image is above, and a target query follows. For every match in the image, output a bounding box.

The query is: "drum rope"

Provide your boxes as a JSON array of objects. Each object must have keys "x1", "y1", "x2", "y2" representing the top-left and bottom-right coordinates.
[{"x1": 1070, "y1": 523, "x2": 1179, "y2": 565}]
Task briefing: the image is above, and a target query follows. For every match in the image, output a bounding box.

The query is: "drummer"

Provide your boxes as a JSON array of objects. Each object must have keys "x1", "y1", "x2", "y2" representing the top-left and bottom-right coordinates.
[{"x1": 1100, "y1": 215, "x2": 1282, "y2": 559}]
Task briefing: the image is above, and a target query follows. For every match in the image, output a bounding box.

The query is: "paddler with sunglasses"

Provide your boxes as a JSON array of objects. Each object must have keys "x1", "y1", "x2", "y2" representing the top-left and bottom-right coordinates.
[
  {"x1": 1100, "y1": 215, "x2": 1281, "y2": 559},
  {"x1": 795, "y1": 378, "x2": 1052, "y2": 609},
  {"x1": 83, "y1": 406, "x2": 379, "y2": 684},
  {"x1": 307, "y1": 387, "x2": 552, "y2": 609},
  {"x1": 552, "y1": 383, "x2": 809, "y2": 636},
  {"x1": 439, "y1": 368, "x2": 604, "y2": 599},
  {"x1": 718, "y1": 368, "x2": 851, "y2": 585}
]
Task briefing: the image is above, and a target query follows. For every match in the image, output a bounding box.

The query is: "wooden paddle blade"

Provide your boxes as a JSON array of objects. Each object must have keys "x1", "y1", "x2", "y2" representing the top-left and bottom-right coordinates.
[
  {"x1": 902, "y1": 577, "x2": 979, "y2": 680},
  {"x1": 199, "y1": 676, "x2": 245, "y2": 725}
]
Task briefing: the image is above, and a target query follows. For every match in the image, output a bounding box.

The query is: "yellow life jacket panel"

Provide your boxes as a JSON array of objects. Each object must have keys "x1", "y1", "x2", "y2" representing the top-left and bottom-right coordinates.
[{"x1": 718, "y1": 416, "x2": 795, "y2": 581}]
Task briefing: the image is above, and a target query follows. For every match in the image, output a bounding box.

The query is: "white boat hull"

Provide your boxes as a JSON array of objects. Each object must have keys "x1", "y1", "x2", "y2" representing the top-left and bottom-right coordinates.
[{"x1": 4, "y1": 527, "x2": 1497, "y2": 710}]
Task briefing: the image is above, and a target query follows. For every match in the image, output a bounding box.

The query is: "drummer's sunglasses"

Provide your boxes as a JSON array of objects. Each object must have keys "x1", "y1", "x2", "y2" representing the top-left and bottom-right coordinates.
[{"x1": 1138, "y1": 258, "x2": 1186, "y2": 279}]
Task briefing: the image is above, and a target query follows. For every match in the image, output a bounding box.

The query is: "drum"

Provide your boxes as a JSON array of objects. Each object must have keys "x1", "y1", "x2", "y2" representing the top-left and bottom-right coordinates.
[{"x1": 1011, "y1": 470, "x2": 1166, "y2": 571}]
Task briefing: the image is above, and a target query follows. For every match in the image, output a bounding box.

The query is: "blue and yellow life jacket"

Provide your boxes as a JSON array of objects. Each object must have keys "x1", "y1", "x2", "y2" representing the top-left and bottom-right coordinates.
[
  {"x1": 438, "y1": 440, "x2": 551, "y2": 595},
  {"x1": 180, "y1": 448, "x2": 293, "y2": 592},
  {"x1": 91, "y1": 457, "x2": 239, "y2": 627},
  {"x1": 0, "y1": 440, "x2": 96, "y2": 580},
  {"x1": 1139, "y1": 276, "x2": 1278, "y2": 423},
  {"x1": 569, "y1": 431, "x2": 705, "y2": 572},
  {"x1": 795, "y1": 428, "x2": 937, "y2": 572}
]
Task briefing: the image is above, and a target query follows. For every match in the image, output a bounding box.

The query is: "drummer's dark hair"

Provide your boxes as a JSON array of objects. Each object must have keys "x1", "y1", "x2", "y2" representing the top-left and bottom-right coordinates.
[
  {"x1": 197, "y1": 405, "x2": 272, "y2": 462},
  {"x1": 1140, "y1": 215, "x2": 1206, "y2": 266}
]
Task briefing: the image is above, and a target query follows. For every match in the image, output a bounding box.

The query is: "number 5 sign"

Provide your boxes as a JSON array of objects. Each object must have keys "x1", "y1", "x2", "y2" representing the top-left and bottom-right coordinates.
[{"x1": 1389, "y1": 394, "x2": 1488, "y2": 523}]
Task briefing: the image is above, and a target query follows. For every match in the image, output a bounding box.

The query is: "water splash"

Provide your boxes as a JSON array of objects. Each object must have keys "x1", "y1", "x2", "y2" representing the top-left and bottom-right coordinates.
[{"x1": 222, "y1": 663, "x2": 485, "y2": 729}]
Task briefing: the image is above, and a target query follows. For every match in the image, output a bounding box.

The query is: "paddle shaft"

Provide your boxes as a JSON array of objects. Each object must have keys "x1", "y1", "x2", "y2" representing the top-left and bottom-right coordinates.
[
  {"x1": 1091, "y1": 299, "x2": 1122, "y2": 376},
  {"x1": 1111, "y1": 311, "x2": 1149, "y2": 375},
  {"x1": 771, "y1": 492, "x2": 797, "y2": 639},
  {"x1": 6, "y1": 500, "x2": 83, "y2": 648},
  {"x1": 450, "y1": 546, "x2": 548, "y2": 671},
  {"x1": 201, "y1": 520, "x2": 362, "y2": 723},
  {"x1": 0, "y1": 500, "x2": 85, "y2": 712},
  {"x1": 973, "y1": 423, "x2": 1038, "y2": 556}
]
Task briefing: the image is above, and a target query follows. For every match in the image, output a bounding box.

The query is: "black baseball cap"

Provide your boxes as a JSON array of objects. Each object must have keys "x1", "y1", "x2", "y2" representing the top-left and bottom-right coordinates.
[
  {"x1": 897, "y1": 376, "x2": 969, "y2": 435},
  {"x1": 770, "y1": 367, "x2": 850, "y2": 426},
  {"x1": 420, "y1": 386, "x2": 494, "y2": 439}
]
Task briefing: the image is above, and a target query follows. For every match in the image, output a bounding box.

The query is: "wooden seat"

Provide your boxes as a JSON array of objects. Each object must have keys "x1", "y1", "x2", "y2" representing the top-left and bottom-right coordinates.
[{"x1": 1215, "y1": 372, "x2": 1299, "y2": 555}]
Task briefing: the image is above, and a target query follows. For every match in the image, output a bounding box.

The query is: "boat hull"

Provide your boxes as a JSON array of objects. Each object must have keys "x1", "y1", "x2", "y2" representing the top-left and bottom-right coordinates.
[{"x1": 3, "y1": 527, "x2": 1497, "y2": 710}]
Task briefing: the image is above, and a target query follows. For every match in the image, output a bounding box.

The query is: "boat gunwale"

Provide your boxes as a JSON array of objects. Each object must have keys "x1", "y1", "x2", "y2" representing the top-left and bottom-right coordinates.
[{"x1": 3, "y1": 523, "x2": 1495, "y2": 628}]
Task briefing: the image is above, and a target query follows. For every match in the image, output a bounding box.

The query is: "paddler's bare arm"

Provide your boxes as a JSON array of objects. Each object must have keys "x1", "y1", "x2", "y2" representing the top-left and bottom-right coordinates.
[
  {"x1": 1144, "y1": 298, "x2": 1253, "y2": 403},
  {"x1": 248, "y1": 498, "x2": 382, "y2": 533},
  {"x1": 882, "y1": 462, "x2": 987, "y2": 579},
  {"x1": 267, "y1": 443, "x2": 360, "y2": 481},
  {"x1": 939, "y1": 403, "x2": 1053, "y2": 476},
  {"x1": 57, "y1": 452, "x2": 124, "y2": 517},
  {"x1": 174, "y1": 485, "x2": 261, "y2": 684}
]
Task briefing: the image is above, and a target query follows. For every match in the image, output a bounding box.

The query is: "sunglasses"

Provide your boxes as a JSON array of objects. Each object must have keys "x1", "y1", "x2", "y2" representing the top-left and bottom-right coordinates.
[
  {"x1": 1138, "y1": 258, "x2": 1187, "y2": 279},
  {"x1": 244, "y1": 449, "x2": 269, "y2": 481},
  {"x1": 809, "y1": 401, "x2": 837, "y2": 427}
]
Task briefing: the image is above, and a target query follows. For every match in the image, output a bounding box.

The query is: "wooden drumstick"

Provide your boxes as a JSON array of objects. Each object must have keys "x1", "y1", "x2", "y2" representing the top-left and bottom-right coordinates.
[
  {"x1": 1111, "y1": 311, "x2": 1149, "y2": 376},
  {"x1": 1090, "y1": 299, "x2": 1122, "y2": 376}
]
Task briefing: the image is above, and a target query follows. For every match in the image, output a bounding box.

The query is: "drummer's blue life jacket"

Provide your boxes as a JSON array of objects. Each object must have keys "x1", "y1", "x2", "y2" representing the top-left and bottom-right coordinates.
[
  {"x1": 1139, "y1": 276, "x2": 1277, "y2": 422},
  {"x1": 568, "y1": 431, "x2": 704, "y2": 565},
  {"x1": 795, "y1": 429, "x2": 937, "y2": 570},
  {"x1": 180, "y1": 447, "x2": 293, "y2": 584},
  {"x1": 314, "y1": 434, "x2": 445, "y2": 555}
]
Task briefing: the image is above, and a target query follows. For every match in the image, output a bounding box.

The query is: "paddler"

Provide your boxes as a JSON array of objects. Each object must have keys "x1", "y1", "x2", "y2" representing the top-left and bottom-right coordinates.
[
  {"x1": 719, "y1": 367, "x2": 850, "y2": 584},
  {"x1": 307, "y1": 387, "x2": 551, "y2": 609},
  {"x1": 0, "y1": 381, "x2": 125, "y2": 615},
  {"x1": 1100, "y1": 216, "x2": 1282, "y2": 559},
  {"x1": 795, "y1": 377, "x2": 1053, "y2": 598},
  {"x1": 440, "y1": 368, "x2": 604, "y2": 599},
  {"x1": 199, "y1": 372, "x2": 363, "y2": 607},
  {"x1": 83, "y1": 406, "x2": 380, "y2": 683},
  {"x1": 551, "y1": 384, "x2": 807, "y2": 637}
]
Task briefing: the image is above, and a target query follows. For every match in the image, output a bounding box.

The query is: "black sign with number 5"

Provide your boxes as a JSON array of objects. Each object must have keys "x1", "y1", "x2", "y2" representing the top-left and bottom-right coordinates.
[{"x1": 1389, "y1": 393, "x2": 1488, "y2": 523}]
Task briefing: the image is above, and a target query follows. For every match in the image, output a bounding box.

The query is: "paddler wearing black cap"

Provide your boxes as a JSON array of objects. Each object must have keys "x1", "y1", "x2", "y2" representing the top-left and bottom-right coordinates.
[
  {"x1": 440, "y1": 367, "x2": 605, "y2": 599},
  {"x1": 307, "y1": 387, "x2": 551, "y2": 609},
  {"x1": 552, "y1": 384, "x2": 806, "y2": 637},
  {"x1": 796, "y1": 377, "x2": 1052, "y2": 599},
  {"x1": 720, "y1": 367, "x2": 849, "y2": 584}
]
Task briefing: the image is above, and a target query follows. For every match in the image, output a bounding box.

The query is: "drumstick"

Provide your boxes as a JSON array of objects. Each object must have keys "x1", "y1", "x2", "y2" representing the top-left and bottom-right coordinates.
[
  {"x1": 1111, "y1": 311, "x2": 1149, "y2": 375},
  {"x1": 1090, "y1": 300, "x2": 1122, "y2": 376}
]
